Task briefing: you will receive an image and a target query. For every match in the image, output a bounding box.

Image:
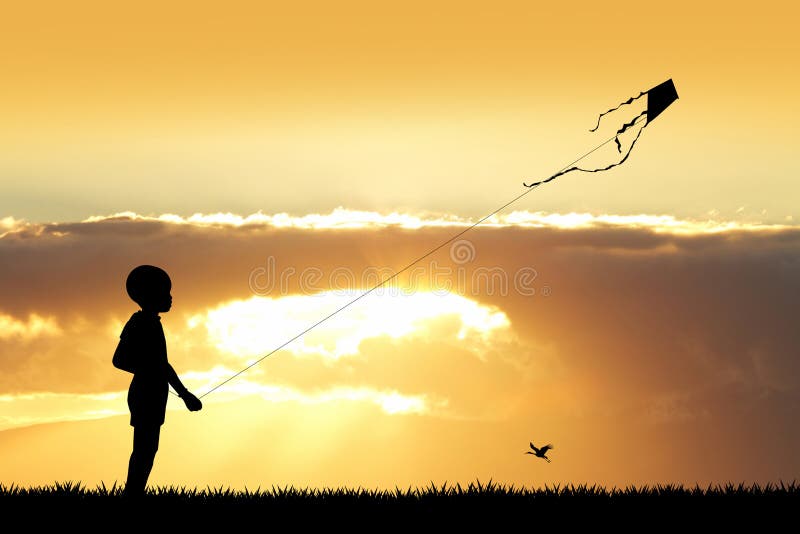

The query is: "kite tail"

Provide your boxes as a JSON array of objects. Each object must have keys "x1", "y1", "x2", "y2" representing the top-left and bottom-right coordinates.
[
  {"x1": 613, "y1": 110, "x2": 648, "y2": 152},
  {"x1": 524, "y1": 118, "x2": 647, "y2": 187},
  {"x1": 589, "y1": 89, "x2": 648, "y2": 132}
]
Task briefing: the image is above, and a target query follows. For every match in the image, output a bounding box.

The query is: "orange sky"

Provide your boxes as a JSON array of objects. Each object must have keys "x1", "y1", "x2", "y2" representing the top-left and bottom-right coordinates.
[
  {"x1": 1, "y1": 1, "x2": 799, "y2": 488},
  {"x1": 1, "y1": 1, "x2": 798, "y2": 221}
]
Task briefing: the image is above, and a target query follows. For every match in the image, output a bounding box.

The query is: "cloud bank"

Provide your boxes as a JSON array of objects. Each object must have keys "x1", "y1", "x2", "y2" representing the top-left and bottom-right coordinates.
[{"x1": 1, "y1": 210, "x2": 798, "y2": 482}]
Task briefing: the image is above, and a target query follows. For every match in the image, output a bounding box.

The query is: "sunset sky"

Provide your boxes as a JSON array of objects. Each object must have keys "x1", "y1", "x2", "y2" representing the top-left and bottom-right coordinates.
[{"x1": 1, "y1": 1, "x2": 799, "y2": 488}]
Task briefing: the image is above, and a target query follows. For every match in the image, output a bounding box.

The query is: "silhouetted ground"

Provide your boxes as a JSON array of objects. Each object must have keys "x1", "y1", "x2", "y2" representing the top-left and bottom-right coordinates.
[{"x1": 2, "y1": 481, "x2": 796, "y2": 529}]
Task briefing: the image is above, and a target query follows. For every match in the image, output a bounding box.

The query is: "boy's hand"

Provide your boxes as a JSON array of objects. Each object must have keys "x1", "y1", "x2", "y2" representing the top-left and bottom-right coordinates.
[{"x1": 180, "y1": 391, "x2": 203, "y2": 412}]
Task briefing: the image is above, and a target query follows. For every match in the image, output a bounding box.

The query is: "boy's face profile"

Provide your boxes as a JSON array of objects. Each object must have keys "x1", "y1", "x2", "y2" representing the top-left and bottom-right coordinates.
[
  {"x1": 141, "y1": 282, "x2": 172, "y2": 313},
  {"x1": 126, "y1": 265, "x2": 173, "y2": 314}
]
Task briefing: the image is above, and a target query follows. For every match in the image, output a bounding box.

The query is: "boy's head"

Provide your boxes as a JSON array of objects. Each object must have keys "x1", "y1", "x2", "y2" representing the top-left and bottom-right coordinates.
[{"x1": 126, "y1": 265, "x2": 172, "y2": 312}]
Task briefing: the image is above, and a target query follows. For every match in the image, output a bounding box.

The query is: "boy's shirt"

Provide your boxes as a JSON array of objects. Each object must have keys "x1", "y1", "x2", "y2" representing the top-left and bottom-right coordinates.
[
  {"x1": 114, "y1": 311, "x2": 168, "y2": 377},
  {"x1": 115, "y1": 311, "x2": 170, "y2": 427}
]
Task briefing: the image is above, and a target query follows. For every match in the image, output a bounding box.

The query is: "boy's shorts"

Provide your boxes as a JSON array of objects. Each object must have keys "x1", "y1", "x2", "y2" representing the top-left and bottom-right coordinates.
[{"x1": 128, "y1": 375, "x2": 169, "y2": 427}]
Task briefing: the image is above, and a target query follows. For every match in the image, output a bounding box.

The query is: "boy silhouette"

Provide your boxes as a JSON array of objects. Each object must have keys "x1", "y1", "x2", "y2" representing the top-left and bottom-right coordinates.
[{"x1": 113, "y1": 265, "x2": 202, "y2": 496}]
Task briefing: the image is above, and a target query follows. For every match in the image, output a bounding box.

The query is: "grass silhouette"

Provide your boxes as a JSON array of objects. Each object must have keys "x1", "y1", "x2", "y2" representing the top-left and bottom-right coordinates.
[
  {"x1": 3, "y1": 479, "x2": 798, "y2": 500},
  {"x1": 2, "y1": 479, "x2": 796, "y2": 527}
]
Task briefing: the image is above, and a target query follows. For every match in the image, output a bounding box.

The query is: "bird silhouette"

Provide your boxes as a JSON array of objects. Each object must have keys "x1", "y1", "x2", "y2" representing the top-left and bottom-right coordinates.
[{"x1": 526, "y1": 442, "x2": 554, "y2": 463}]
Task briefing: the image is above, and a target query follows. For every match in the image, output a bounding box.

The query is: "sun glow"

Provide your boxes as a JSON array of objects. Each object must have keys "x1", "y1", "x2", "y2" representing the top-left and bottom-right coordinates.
[
  {"x1": 177, "y1": 372, "x2": 435, "y2": 416},
  {"x1": 188, "y1": 290, "x2": 511, "y2": 361}
]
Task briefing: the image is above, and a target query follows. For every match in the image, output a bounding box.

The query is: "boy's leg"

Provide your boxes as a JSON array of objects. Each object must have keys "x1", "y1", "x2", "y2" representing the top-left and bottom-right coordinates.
[{"x1": 125, "y1": 425, "x2": 161, "y2": 496}]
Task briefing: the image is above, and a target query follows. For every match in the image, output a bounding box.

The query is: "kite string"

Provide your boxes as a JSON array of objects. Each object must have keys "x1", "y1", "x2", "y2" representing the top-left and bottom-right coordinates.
[
  {"x1": 189, "y1": 118, "x2": 645, "y2": 400},
  {"x1": 193, "y1": 187, "x2": 539, "y2": 399}
]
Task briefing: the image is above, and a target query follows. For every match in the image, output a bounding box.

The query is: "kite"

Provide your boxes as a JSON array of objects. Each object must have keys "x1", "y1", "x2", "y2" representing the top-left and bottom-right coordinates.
[{"x1": 523, "y1": 79, "x2": 679, "y2": 187}]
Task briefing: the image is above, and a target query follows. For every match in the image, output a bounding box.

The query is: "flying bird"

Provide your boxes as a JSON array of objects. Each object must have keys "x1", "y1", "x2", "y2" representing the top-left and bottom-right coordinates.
[{"x1": 526, "y1": 442, "x2": 554, "y2": 463}]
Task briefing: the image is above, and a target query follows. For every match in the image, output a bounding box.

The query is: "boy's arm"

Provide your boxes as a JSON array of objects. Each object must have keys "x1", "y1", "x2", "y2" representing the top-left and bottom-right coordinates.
[
  {"x1": 113, "y1": 316, "x2": 141, "y2": 374},
  {"x1": 166, "y1": 363, "x2": 189, "y2": 396},
  {"x1": 166, "y1": 363, "x2": 202, "y2": 411},
  {"x1": 112, "y1": 338, "x2": 136, "y2": 373}
]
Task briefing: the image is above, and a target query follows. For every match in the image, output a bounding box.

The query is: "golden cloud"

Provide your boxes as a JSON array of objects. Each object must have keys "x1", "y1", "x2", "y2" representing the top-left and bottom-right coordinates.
[
  {"x1": 0, "y1": 313, "x2": 62, "y2": 340},
  {"x1": 3, "y1": 209, "x2": 794, "y2": 238}
]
